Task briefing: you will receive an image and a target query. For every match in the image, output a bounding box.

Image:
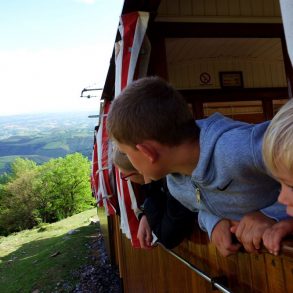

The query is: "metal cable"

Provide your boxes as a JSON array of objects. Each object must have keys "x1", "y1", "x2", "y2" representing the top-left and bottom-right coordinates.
[{"x1": 159, "y1": 244, "x2": 233, "y2": 293}]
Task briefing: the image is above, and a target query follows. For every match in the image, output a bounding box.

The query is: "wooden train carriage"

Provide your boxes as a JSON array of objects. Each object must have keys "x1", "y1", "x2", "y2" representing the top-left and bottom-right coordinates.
[{"x1": 98, "y1": 0, "x2": 293, "y2": 292}]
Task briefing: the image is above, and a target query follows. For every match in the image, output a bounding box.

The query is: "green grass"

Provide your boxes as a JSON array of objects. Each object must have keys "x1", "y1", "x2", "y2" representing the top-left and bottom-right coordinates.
[
  {"x1": 0, "y1": 208, "x2": 99, "y2": 293},
  {"x1": 43, "y1": 141, "x2": 70, "y2": 151}
]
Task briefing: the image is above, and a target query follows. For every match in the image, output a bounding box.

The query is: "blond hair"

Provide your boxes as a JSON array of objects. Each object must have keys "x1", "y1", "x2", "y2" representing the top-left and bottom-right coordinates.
[
  {"x1": 112, "y1": 146, "x2": 136, "y2": 172},
  {"x1": 263, "y1": 99, "x2": 293, "y2": 176}
]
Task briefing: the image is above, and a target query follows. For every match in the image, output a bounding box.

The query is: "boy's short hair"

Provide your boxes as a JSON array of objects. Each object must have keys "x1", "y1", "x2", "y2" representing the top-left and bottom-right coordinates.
[
  {"x1": 107, "y1": 76, "x2": 199, "y2": 147},
  {"x1": 263, "y1": 99, "x2": 293, "y2": 176},
  {"x1": 113, "y1": 145, "x2": 136, "y2": 172}
]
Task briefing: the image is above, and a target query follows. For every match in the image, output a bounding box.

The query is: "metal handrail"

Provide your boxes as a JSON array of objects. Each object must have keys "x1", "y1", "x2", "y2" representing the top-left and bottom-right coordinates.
[{"x1": 159, "y1": 244, "x2": 233, "y2": 293}]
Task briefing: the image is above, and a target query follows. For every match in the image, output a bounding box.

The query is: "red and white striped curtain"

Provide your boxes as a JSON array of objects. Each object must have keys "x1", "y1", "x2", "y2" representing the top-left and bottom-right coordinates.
[
  {"x1": 91, "y1": 101, "x2": 117, "y2": 216},
  {"x1": 114, "y1": 11, "x2": 150, "y2": 247},
  {"x1": 91, "y1": 11, "x2": 150, "y2": 248}
]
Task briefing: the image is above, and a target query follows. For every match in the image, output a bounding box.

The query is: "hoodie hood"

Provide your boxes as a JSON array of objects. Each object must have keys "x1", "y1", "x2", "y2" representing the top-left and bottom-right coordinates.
[{"x1": 193, "y1": 113, "x2": 248, "y2": 183}]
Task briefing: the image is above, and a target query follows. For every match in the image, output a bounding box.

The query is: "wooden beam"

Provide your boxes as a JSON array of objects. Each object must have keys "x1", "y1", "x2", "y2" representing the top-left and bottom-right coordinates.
[
  {"x1": 180, "y1": 88, "x2": 288, "y2": 103},
  {"x1": 149, "y1": 22, "x2": 284, "y2": 38},
  {"x1": 281, "y1": 34, "x2": 293, "y2": 98},
  {"x1": 180, "y1": 88, "x2": 288, "y2": 120},
  {"x1": 101, "y1": 50, "x2": 115, "y2": 101},
  {"x1": 122, "y1": 0, "x2": 161, "y2": 14},
  {"x1": 148, "y1": 34, "x2": 169, "y2": 79}
]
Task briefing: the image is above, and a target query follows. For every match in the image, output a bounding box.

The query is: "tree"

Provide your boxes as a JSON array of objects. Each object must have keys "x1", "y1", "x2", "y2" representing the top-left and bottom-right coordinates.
[
  {"x1": 36, "y1": 153, "x2": 94, "y2": 222},
  {"x1": 10, "y1": 157, "x2": 37, "y2": 179},
  {"x1": 0, "y1": 153, "x2": 94, "y2": 235},
  {"x1": 0, "y1": 169, "x2": 40, "y2": 234}
]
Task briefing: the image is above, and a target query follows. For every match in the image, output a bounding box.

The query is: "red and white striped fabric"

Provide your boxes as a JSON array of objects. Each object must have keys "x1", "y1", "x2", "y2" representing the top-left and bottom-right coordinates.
[
  {"x1": 115, "y1": 168, "x2": 141, "y2": 247},
  {"x1": 114, "y1": 11, "x2": 150, "y2": 247},
  {"x1": 90, "y1": 133, "x2": 99, "y2": 198},
  {"x1": 92, "y1": 100, "x2": 117, "y2": 216}
]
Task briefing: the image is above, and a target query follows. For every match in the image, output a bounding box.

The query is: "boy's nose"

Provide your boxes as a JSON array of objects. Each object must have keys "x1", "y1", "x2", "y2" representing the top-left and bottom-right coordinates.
[{"x1": 278, "y1": 186, "x2": 289, "y2": 205}]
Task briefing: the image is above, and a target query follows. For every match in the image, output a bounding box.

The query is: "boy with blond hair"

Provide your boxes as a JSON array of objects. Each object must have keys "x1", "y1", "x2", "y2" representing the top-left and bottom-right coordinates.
[
  {"x1": 107, "y1": 76, "x2": 288, "y2": 256},
  {"x1": 262, "y1": 99, "x2": 293, "y2": 255}
]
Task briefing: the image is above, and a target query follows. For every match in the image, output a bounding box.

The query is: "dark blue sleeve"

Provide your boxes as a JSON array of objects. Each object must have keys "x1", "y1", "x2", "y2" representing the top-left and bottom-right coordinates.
[{"x1": 143, "y1": 181, "x2": 196, "y2": 249}]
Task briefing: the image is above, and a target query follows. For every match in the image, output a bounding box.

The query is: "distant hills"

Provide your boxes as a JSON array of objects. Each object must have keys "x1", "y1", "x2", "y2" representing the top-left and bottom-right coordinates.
[{"x1": 0, "y1": 112, "x2": 99, "y2": 174}]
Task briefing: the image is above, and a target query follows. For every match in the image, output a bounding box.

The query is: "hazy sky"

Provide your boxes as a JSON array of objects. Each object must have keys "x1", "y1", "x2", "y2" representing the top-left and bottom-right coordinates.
[{"x1": 0, "y1": 0, "x2": 123, "y2": 116}]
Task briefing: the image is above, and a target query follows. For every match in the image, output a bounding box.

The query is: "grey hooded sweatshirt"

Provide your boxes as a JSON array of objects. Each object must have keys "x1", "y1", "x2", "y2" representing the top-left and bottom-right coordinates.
[{"x1": 167, "y1": 113, "x2": 287, "y2": 238}]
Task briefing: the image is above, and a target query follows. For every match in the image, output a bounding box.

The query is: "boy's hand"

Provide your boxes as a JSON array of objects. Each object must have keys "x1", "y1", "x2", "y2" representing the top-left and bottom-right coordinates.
[
  {"x1": 263, "y1": 219, "x2": 293, "y2": 256},
  {"x1": 137, "y1": 215, "x2": 153, "y2": 249},
  {"x1": 230, "y1": 211, "x2": 276, "y2": 253},
  {"x1": 211, "y1": 219, "x2": 242, "y2": 257}
]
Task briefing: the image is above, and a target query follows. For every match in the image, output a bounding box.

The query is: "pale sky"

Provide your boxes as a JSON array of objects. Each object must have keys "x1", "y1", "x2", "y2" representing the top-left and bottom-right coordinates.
[{"x1": 0, "y1": 0, "x2": 123, "y2": 116}]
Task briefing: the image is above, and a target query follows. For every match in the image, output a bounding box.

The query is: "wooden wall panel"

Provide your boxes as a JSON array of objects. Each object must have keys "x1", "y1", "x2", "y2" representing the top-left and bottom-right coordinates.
[
  {"x1": 119, "y1": 233, "x2": 215, "y2": 292},
  {"x1": 263, "y1": 0, "x2": 275, "y2": 16},
  {"x1": 187, "y1": 233, "x2": 211, "y2": 292},
  {"x1": 215, "y1": 252, "x2": 239, "y2": 291},
  {"x1": 265, "y1": 254, "x2": 286, "y2": 293},
  {"x1": 168, "y1": 59, "x2": 287, "y2": 89},
  {"x1": 239, "y1": 0, "x2": 251, "y2": 16},
  {"x1": 283, "y1": 257, "x2": 293, "y2": 293},
  {"x1": 205, "y1": 0, "x2": 217, "y2": 16},
  {"x1": 110, "y1": 214, "x2": 293, "y2": 293},
  {"x1": 180, "y1": 0, "x2": 193, "y2": 16},
  {"x1": 228, "y1": 0, "x2": 240, "y2": 16},
  {"x1": 217, "y1": 0, "x2": 229, "y2": 16},
  {"x1": 250, "y1": 254, "x2": 269, "y2": 292},
  {"x1": 158, "y1": 249, "x2": 194, "y2": 292},
  {"x1": 158, "y1": 0, "x2": 281, "y2": 19},
  {"x1": 165, "y1": 0, "x2": 179, "y2": 15},
  {"x1": 273, "y1": 0, "x2": 281, "y2": 16},
  {"x1": 158, "y1": 0, "x2": 167, "y2": 14},
  {"x1": 236, "y1": 253, "x2": 253, "y2": 291},
  {"x1": 191, "y1": 0, "x2": 205, "y2": 15},
  {"x1": 251, "y1": 0, "x2": 264, "y2": 17},
  {"x1": 201, "y1": 241, "x2": 220, "y2": 273},
  {"x1": 114, "y1": 216, "x2": 125, "y2": 279}
]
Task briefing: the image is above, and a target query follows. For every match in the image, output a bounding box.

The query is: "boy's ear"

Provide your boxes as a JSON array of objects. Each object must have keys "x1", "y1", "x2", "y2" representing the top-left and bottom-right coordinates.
[{"x1": 136, "y1": 143, "x2": 158, "y2": 163}]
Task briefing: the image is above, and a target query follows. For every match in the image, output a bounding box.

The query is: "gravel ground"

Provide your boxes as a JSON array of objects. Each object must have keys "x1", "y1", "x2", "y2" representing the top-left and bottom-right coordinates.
[
  {"x1": 54, "y1": 224, "x2": 122, "y2": 293},
  {"x1": 72, "y1": 228, "x2": 122, "y2": 293}
]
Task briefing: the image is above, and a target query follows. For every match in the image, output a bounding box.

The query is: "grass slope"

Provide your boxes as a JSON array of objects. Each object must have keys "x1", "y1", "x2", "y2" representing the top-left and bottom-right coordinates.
[{"x1": 0, "y1": 208, "x2": 99, "y2": 293}]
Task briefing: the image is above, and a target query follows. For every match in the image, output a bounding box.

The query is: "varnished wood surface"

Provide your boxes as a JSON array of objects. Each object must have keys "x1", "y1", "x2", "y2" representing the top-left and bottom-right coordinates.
[{"x1": 108, "y1": 215, "x2": 293, "y2": 293}]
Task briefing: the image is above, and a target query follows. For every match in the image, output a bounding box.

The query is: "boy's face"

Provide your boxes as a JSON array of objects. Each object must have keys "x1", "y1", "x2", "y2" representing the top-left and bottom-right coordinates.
[
  {"x1": 118, "y1": 167, "x2": 145, "y2": 185},
  {"x1": 275, "y1": 166, "x2": 293, "y2": 216},
  {"x1": 115, "y1": 141, "x2": 165, "y2": 181}
]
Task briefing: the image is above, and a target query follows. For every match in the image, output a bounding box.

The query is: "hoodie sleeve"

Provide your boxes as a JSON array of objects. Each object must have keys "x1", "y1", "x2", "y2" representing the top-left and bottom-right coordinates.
[
  {"x1": 251, "y1": 121, "x2": 271, "y2": 173},
  {"x1": 198, "y1": 209, "x2": 222, "y2": 238},
  {"x1": 260, "y1": 201, "x2": 290, "y2": 221}
]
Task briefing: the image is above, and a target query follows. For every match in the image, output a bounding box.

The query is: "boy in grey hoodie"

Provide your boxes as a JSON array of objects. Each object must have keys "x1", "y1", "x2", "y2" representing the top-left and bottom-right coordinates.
[{"x1": 107, "y1": 76, "x2": 289, "y2": 256}]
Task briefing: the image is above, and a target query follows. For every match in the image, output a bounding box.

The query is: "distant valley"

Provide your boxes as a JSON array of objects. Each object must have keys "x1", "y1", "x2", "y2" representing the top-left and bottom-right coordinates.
[{"x1": 0, "y1": 112, "x2": 99, "y2": 174}]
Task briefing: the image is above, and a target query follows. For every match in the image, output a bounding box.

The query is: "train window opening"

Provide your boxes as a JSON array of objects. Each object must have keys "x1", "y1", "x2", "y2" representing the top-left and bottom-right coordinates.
[
  {"x1": 273, "y1": 99, "x2": 288, "y2": 114},
  {"x1": 203, "y1": 100, "x2": 265, "y2": 123}
]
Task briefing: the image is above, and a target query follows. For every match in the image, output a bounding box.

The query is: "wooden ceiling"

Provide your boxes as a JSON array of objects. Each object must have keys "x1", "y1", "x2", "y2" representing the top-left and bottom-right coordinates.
[{"x1": 165, "y1": 38, "x2": 284, "y2": 64}]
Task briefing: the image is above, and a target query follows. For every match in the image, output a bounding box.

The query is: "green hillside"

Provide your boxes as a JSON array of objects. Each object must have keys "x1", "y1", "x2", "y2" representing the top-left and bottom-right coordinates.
[
  {"x1": 0, "y1": 208, "x2": 99, "y2": 293},
  {"x1": 0, "y1": 112, "x2": 98, "y2": 174}
]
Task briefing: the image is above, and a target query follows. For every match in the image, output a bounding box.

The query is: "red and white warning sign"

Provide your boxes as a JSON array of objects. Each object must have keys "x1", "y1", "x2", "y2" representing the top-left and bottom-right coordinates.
[{"x1": 199, "y1": 72, "x2": 212, "y2": 85}]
